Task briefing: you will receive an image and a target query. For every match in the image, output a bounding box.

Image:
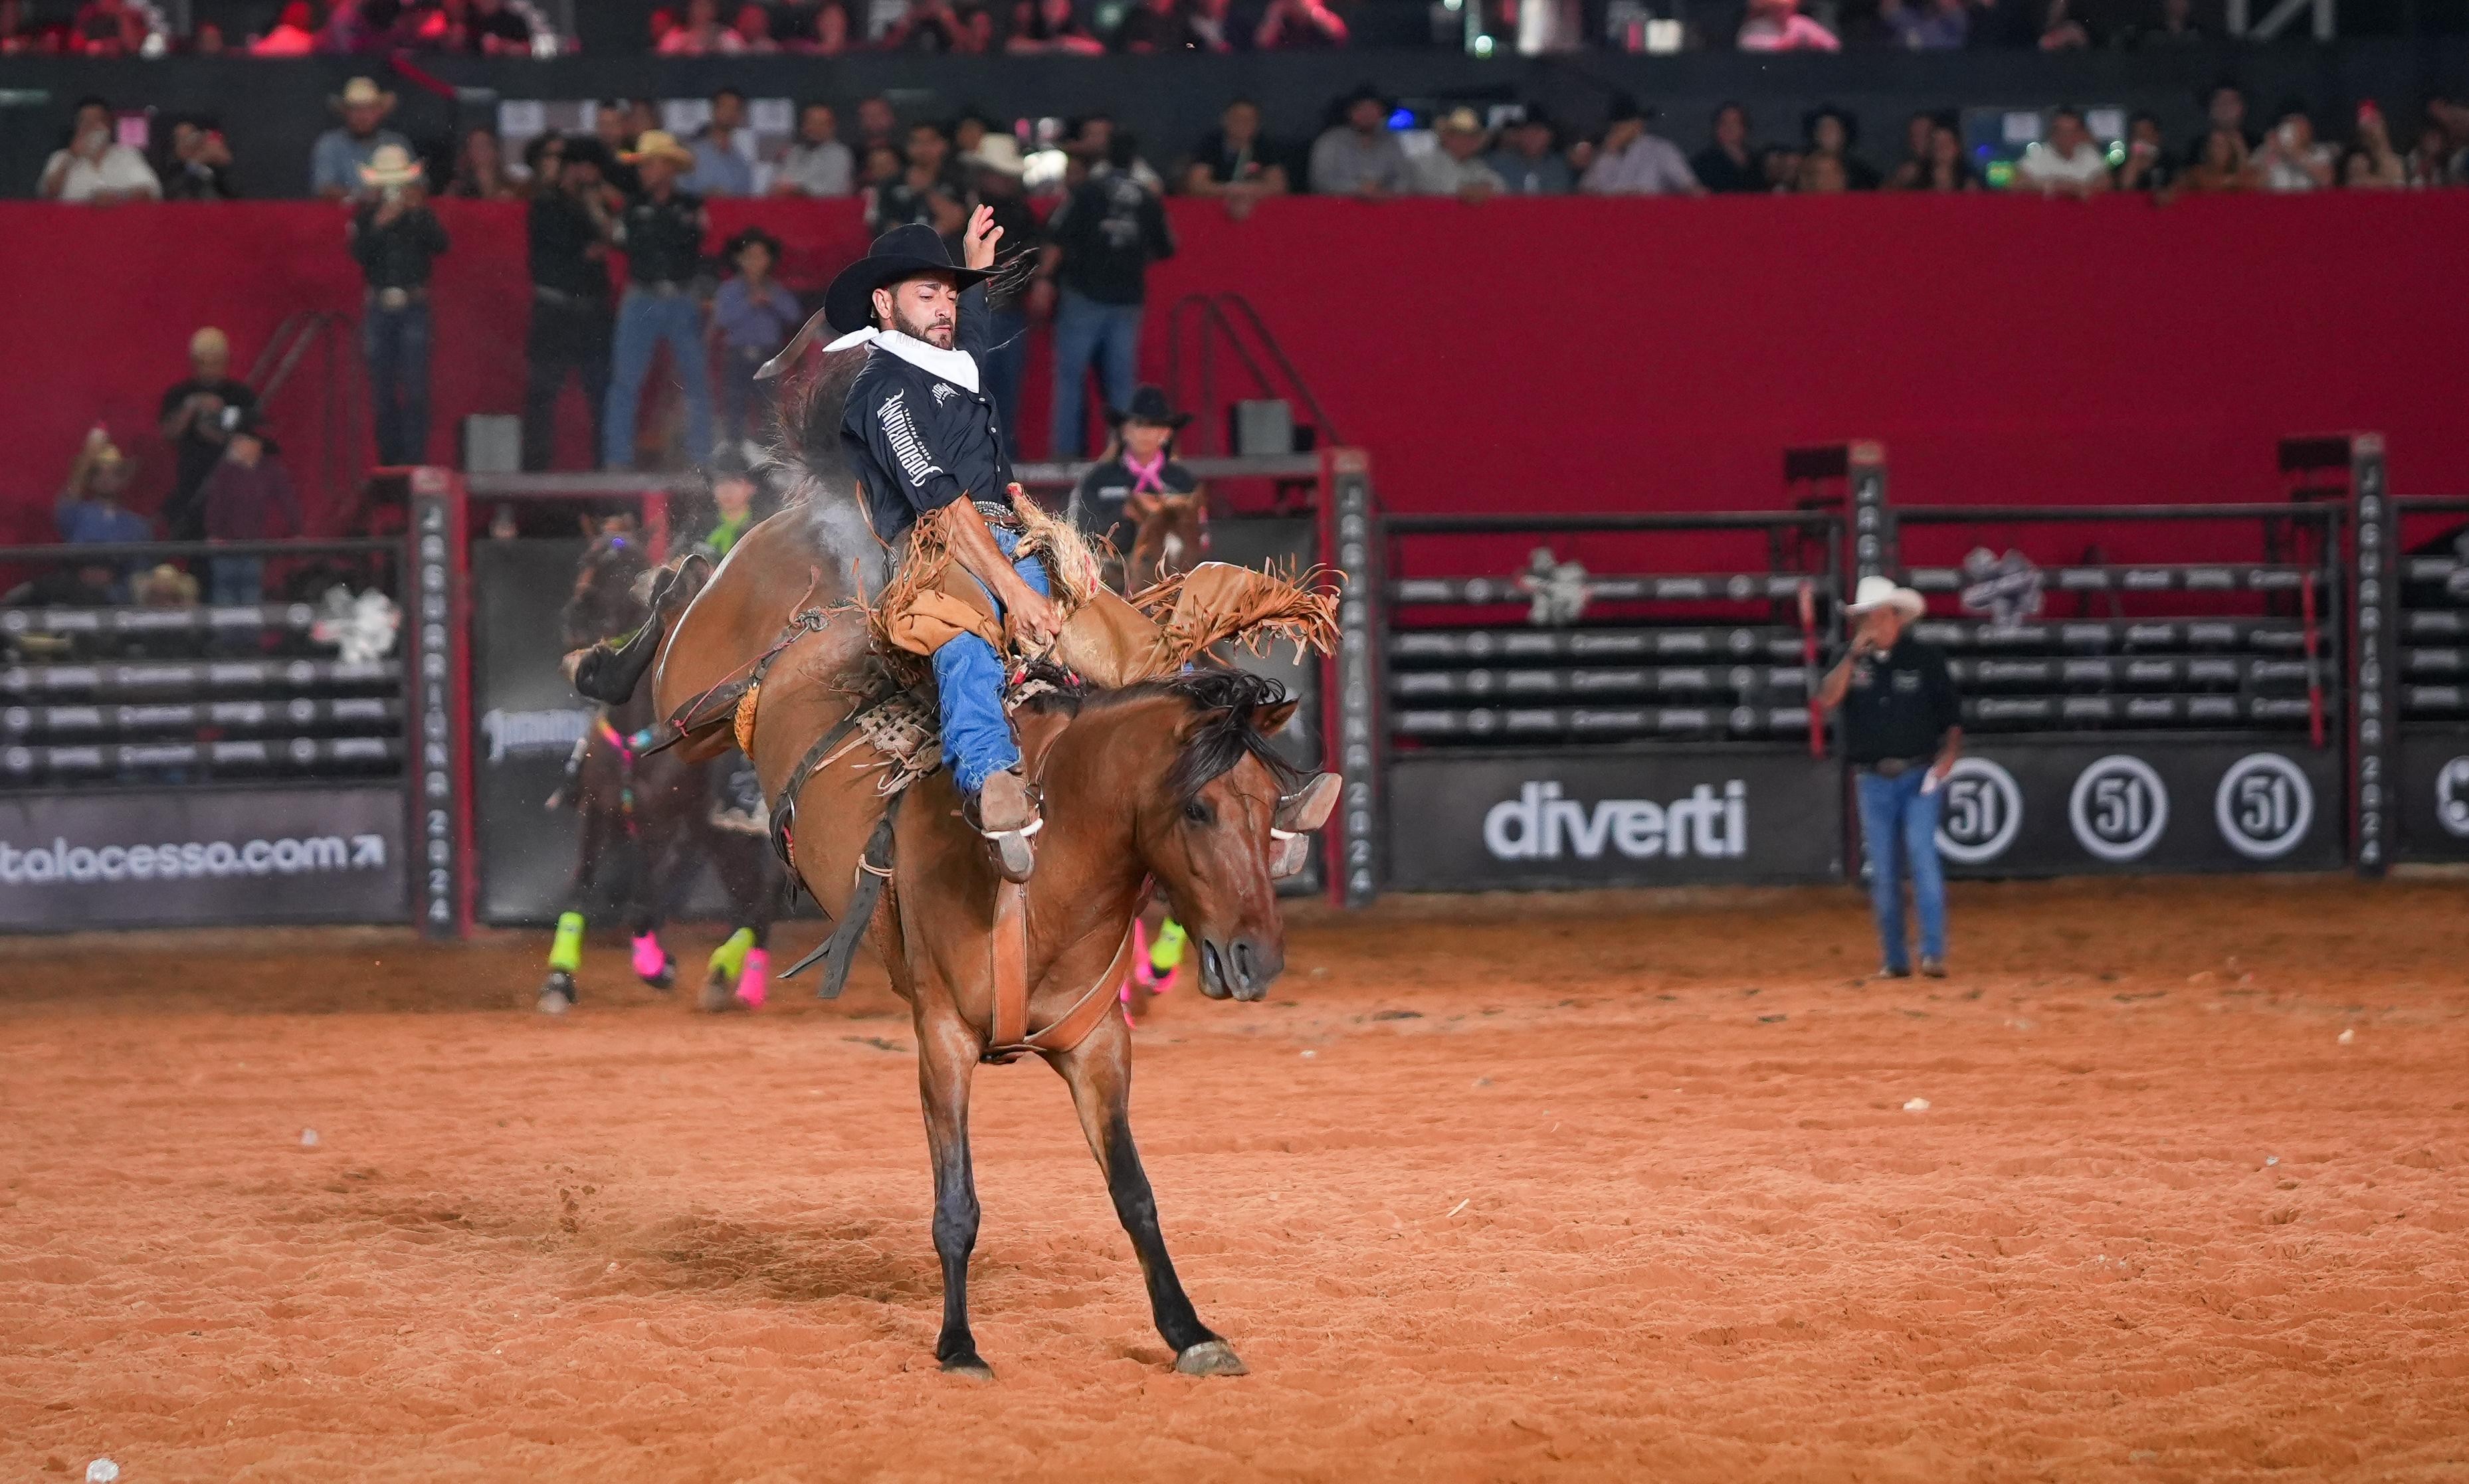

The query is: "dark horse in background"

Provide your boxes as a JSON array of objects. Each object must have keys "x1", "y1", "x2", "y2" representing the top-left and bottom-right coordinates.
[{"x1": 540, "y1": 523, "x2": 781, "y2": 1016}]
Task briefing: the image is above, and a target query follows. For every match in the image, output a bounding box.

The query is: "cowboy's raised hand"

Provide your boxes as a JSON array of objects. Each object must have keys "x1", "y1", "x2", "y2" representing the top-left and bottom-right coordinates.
[{"x1": 962, "y1": 204, "x2": 1003, "y2": 271}]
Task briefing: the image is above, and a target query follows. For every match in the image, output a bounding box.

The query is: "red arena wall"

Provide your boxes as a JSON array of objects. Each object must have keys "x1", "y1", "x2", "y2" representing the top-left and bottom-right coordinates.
[{"x1": 3, "y1": 193, "x2": 2466, "y2": 549}]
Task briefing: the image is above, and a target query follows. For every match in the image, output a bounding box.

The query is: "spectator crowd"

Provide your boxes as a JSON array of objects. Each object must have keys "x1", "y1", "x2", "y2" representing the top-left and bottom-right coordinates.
[
  {"x1": 19, "y1": 0, "x2": 2469, "y2": 589},
  {"x1": 0, "y1": 0, "x2": 2432, "y2": 58}
]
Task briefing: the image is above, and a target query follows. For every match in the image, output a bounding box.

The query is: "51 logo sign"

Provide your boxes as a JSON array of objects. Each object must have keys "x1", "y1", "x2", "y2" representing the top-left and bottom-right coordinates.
[
  {"x1": 1933, "y1": 757, "x2": 2024, "y2": 865},
  {"x1": 2069, "y1": 755, "x2": 2170, "y2": 863},
  {"x1": 2214, "y1": 754, "x2": 2314, "y2": 860}
]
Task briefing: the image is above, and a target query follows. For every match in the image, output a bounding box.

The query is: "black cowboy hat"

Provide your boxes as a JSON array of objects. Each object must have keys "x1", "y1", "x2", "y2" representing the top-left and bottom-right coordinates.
[
  {"x1": 724, "y1": 225, "x2": 783, "y2": 263},
  {"x1": 1105, "y1": 385, "x2": 1193, "y2": 429},
  {"x1": 823, "y1": 223, "x2": 995, "y2": 336}
]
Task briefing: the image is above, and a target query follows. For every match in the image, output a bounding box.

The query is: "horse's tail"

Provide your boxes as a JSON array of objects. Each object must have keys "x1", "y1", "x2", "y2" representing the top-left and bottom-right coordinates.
[{"x1": 567, "y1": 552, "x2": 714, "y2": 705}]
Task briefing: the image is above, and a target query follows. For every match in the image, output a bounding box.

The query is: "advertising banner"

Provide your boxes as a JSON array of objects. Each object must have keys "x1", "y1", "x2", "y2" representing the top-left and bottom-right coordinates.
[
  {"x1": 2397, "y1": 729, "x2": 2469, "y2": 862},
  {"x1": 1385, "y1": 746, "x2": 1843, "y2": 891},
  {"x1": 0, "y1": 785, "x2": 407, "y2": 930},
  {"x1": 1932, "y1": 737, "x2": 2344, "y2": 877}
]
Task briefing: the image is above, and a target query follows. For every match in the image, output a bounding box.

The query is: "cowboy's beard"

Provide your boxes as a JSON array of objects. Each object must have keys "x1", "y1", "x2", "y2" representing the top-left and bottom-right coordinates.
[{"x1": 891, "y1": 299, "x2": 955, "y2": 350}]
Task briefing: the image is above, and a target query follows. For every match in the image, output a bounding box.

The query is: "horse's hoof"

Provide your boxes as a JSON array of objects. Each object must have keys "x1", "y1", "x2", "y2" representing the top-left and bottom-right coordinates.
[
  {"x1": 1174, "y1": 1340, "x2": 1247, "y2": 1378},
  {"x1": 536, "y1": 972, "x2": 576, "y2": 1016},
  {"x1": 698, "y1": 970, "x2": 745, "y2": 1014},
  {"x1": 639, "y1": 957, "x2": 677, "y2": 991},
  {"x1": 939, "y1": 1356, "x2": 996, "y2": 1381}
]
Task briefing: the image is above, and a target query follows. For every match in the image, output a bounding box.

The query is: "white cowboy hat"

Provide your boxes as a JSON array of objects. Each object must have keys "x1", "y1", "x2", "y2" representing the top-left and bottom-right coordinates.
[
  {"x1": 961, "y1": 133, "x2": 1027, "y2": 177},
  {"x1": 1844, "y1": 573, "x2": 1926, "y2": 618},
  {"x1": 619, "y1": 129, "x2": 697, "y2": 167},
  {"x1": 332, "y1": 76, "x2": 396, "y2": 112},
  {"x1": 358, "y1": 143, "x2": 425, "y2": 187}
]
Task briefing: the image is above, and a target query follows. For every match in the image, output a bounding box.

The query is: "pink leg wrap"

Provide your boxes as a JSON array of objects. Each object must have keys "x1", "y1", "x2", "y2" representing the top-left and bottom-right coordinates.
[
  {"x1": 631, "y1": 933, "x2": 667, "y2": 980},
  {"x1": 736, "y1": 948, "x2": 769, "y2": 1008}
]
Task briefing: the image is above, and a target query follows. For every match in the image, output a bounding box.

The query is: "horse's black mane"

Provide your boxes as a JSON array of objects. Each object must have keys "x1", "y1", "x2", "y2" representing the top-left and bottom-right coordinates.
[{"x1": 1058, "y1": 666, "x2": 1305, "y2": 803}]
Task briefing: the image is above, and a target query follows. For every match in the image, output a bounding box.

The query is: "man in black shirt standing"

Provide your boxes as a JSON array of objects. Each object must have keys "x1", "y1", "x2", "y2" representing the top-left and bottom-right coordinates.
[
  {"x1": 1037, "y1": 130, "x2": 1174, "y2": 456},
  {"x1": 601, "y1": 130, "x2": 713, "y2": 470},
  {"x1": 522, "y1": 136, "x2": 617, "y2": 472},
  {"x1": 347, "y1": 143, "x2": 449, "y2": 466},
  {"x1": 156, "y1": 325, "x2": 256, "y2": 540},
  {"x1": 1818, "y1": 575, "x2": 1962, "y2": 978}
]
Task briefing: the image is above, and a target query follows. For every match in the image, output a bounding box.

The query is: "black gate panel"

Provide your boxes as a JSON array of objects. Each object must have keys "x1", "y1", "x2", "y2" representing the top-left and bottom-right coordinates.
[
  {"x1": 470, "y1": 539, "x2": 735, "y2": 925},
  {"x1": 1933, "y1": 737, "x2": 2343, "y2": 877}
]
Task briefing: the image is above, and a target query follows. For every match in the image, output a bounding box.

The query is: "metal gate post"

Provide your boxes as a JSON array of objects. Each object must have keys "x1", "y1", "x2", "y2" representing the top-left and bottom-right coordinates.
[
  {"x1": 2349, "y1": 434, "x2": 2392, "y2": 876},
  {"x1": 407, "y1": 468, "x2": 475, "y2": 937},
  {"x1": 1320, "y1": 446, "x2": 1383, "y2": 908}
]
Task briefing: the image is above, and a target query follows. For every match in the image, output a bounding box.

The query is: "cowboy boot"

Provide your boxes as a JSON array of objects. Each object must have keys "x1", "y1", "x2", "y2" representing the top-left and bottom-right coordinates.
[{"x1": 968, "y1": 767, "x2": 1042, "y2": 883}]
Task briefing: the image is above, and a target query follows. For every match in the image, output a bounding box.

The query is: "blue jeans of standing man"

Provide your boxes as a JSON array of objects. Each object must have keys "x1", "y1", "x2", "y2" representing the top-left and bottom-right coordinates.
[
  {"x1": 979, "y1": 307, "x2": 1029, "y2": 463},
  {"x1": 1048, "y1": 289, "x2": 1141, "y2": 458},
  {"x1": 603, "y1": 287, "x2": 714, "y2": 470},
  {"x1": 363, "y1": 299, "x2": 432, "y2": 466},
  {"x1": 932, "y1": 525, "x2": 1050, "y2": 794},
  {"x1": 209, "y1": 557, "x2": 264, "y2": 608},
  {"x1": 1855, "y1": 767, "x2": 1947, "y2": 974}
]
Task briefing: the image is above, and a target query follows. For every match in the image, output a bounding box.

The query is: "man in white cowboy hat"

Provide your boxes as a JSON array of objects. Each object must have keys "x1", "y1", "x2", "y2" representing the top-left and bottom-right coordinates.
[
  {"x1": 788, "y1": 210, "x2": 1052, "y2": 879},
  {"x1": 601, "y1": 128, "x2": 714, "y2": 469},
  {"x1": 348, "y1": 141, "x2": 449, "y2": 466},
  {"x1": 1818, "y1": 575, "x2": 1963, "y2": 978},
  {"x1": 963, "y1": 130, "x2": 1039, "y2": 458},
  {"x1": 310, "y1": 76, "x2": 409, "y2": 201},
  {"x1": 1410, "y1": 107, "x2": 1506, "y2": 199}
]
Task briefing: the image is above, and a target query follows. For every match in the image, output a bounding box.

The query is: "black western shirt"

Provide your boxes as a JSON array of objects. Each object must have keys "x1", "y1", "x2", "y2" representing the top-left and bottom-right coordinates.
[
  {"x1": 615, "y1": 188, "x2": 706, "y2": 286},
  {"x1": 1070, "y1": 453, "x2": 1197, "y2": 549},
  {"x1": 837, "y1": 285, "x2": 1013, "y2": 547},
  {"x1": 349, "y1": 203, "x2": 449, "y2": 291},
  {"x1": 1838, "y1": 634, "x2": 1960, "y2": 767},
  {"x1": 528, "y1": 190, "x2": 612, "y2": 303},
  {"x1": 1046, "y1": 170, "x2": 1174, "y2": 306}
]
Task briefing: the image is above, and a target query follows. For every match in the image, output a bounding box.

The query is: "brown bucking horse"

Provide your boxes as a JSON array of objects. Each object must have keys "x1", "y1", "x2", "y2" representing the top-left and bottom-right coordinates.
[{"x1": 573, "y1": 488, "x2": 1337, "y2": 1380}]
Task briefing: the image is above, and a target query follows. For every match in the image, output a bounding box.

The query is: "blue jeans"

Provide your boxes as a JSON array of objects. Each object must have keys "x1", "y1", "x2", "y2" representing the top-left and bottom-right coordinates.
[
  {"x1": 979, "y1": 307, "x2": 1029, "y2": 462},
  {"x1": 363, "y1": 300, "x2": 432, "y2": 466},
  {"x1": 932, "y1": 526, "x2": 1050, "y2": 794},
  {"x1": 603, "y1": 288, "x2": 713, "y2": 470},
  {"x1": 209, "y1": 557, "x2": 263, "y2": 607},
  {"x1": 1048, "y1": 290, "x2": 1141, "y2": 458},
  {"x1": 1855, "y1": 767, "x2": 1947, "y2": 973}
]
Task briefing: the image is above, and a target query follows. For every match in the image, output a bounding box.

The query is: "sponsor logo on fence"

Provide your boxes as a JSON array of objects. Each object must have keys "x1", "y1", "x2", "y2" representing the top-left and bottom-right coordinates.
[
  {"x1": 1482, "y1": 780, "x2": 1746, "y2": 862},
  {"x1": 2435, "y1": 757, "x2": 2469, "y2": 839},
  {"x1": 2068, "y1": 755, "x2": 2170, "y2": 863},
  {"x1": 1934, "y1": 757, "x2": 2024, "y2": 865},
  {"x1": 0, "y1": 831, "x2": 387, "y2": 885},
  {"x1": 2214, "y1": 753, "x2": 2314, "y2": 860},
  {"x1": 480, "y1": 706, "x2": 591, "y2": 764}
]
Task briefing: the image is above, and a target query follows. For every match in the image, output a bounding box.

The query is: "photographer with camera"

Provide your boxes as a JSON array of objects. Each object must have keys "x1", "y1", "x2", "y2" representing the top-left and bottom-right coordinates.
[
  {"x1": 348, "y1": 145, "x2": 450, "y2": 467},
  {"x1": 523, "y1": 136, "x2": 619, "y2": 472},
  {"x1": 38, "y1": 96, "x2": 159, "y2": 203},
  {"x1": 157, "y1": 327, "x2": 258, "y2": 542}
]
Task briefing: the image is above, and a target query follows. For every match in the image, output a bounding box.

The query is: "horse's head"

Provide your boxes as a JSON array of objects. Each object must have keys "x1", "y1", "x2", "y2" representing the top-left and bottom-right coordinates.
[
  {"x1": 1126, "y1": 494, "x2": 1207, "y2": 594},
  {"x1": 1088, "y1": 669, "x2": 1338, "y2": 1002},
  {"x1": 561, "y1": 521, "x2": 652, "y2": 651}
]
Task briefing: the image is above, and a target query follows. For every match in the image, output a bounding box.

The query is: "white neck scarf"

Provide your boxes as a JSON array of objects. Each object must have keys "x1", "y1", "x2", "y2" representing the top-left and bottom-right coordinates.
[{"x1": 821, "y1": 326, "x2": 979, "y2": 395}]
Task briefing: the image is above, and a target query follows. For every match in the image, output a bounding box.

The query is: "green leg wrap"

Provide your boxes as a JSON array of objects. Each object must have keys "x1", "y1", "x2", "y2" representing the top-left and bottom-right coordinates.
[
  {"x1": 549, "y1": 911, "x2": 586, "y2": 974},
  {"x1": 708, "y1": 927, "x2": 755, "y2": 979},
  {"x1": 1150, "y1": 918, "x2": 1189, "y2": 974}
]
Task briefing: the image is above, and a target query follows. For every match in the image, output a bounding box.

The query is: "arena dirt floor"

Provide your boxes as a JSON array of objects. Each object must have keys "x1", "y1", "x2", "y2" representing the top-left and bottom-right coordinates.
[{"x1": 3, "y1": 876, "x2": 2466, "y2": 1483}]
